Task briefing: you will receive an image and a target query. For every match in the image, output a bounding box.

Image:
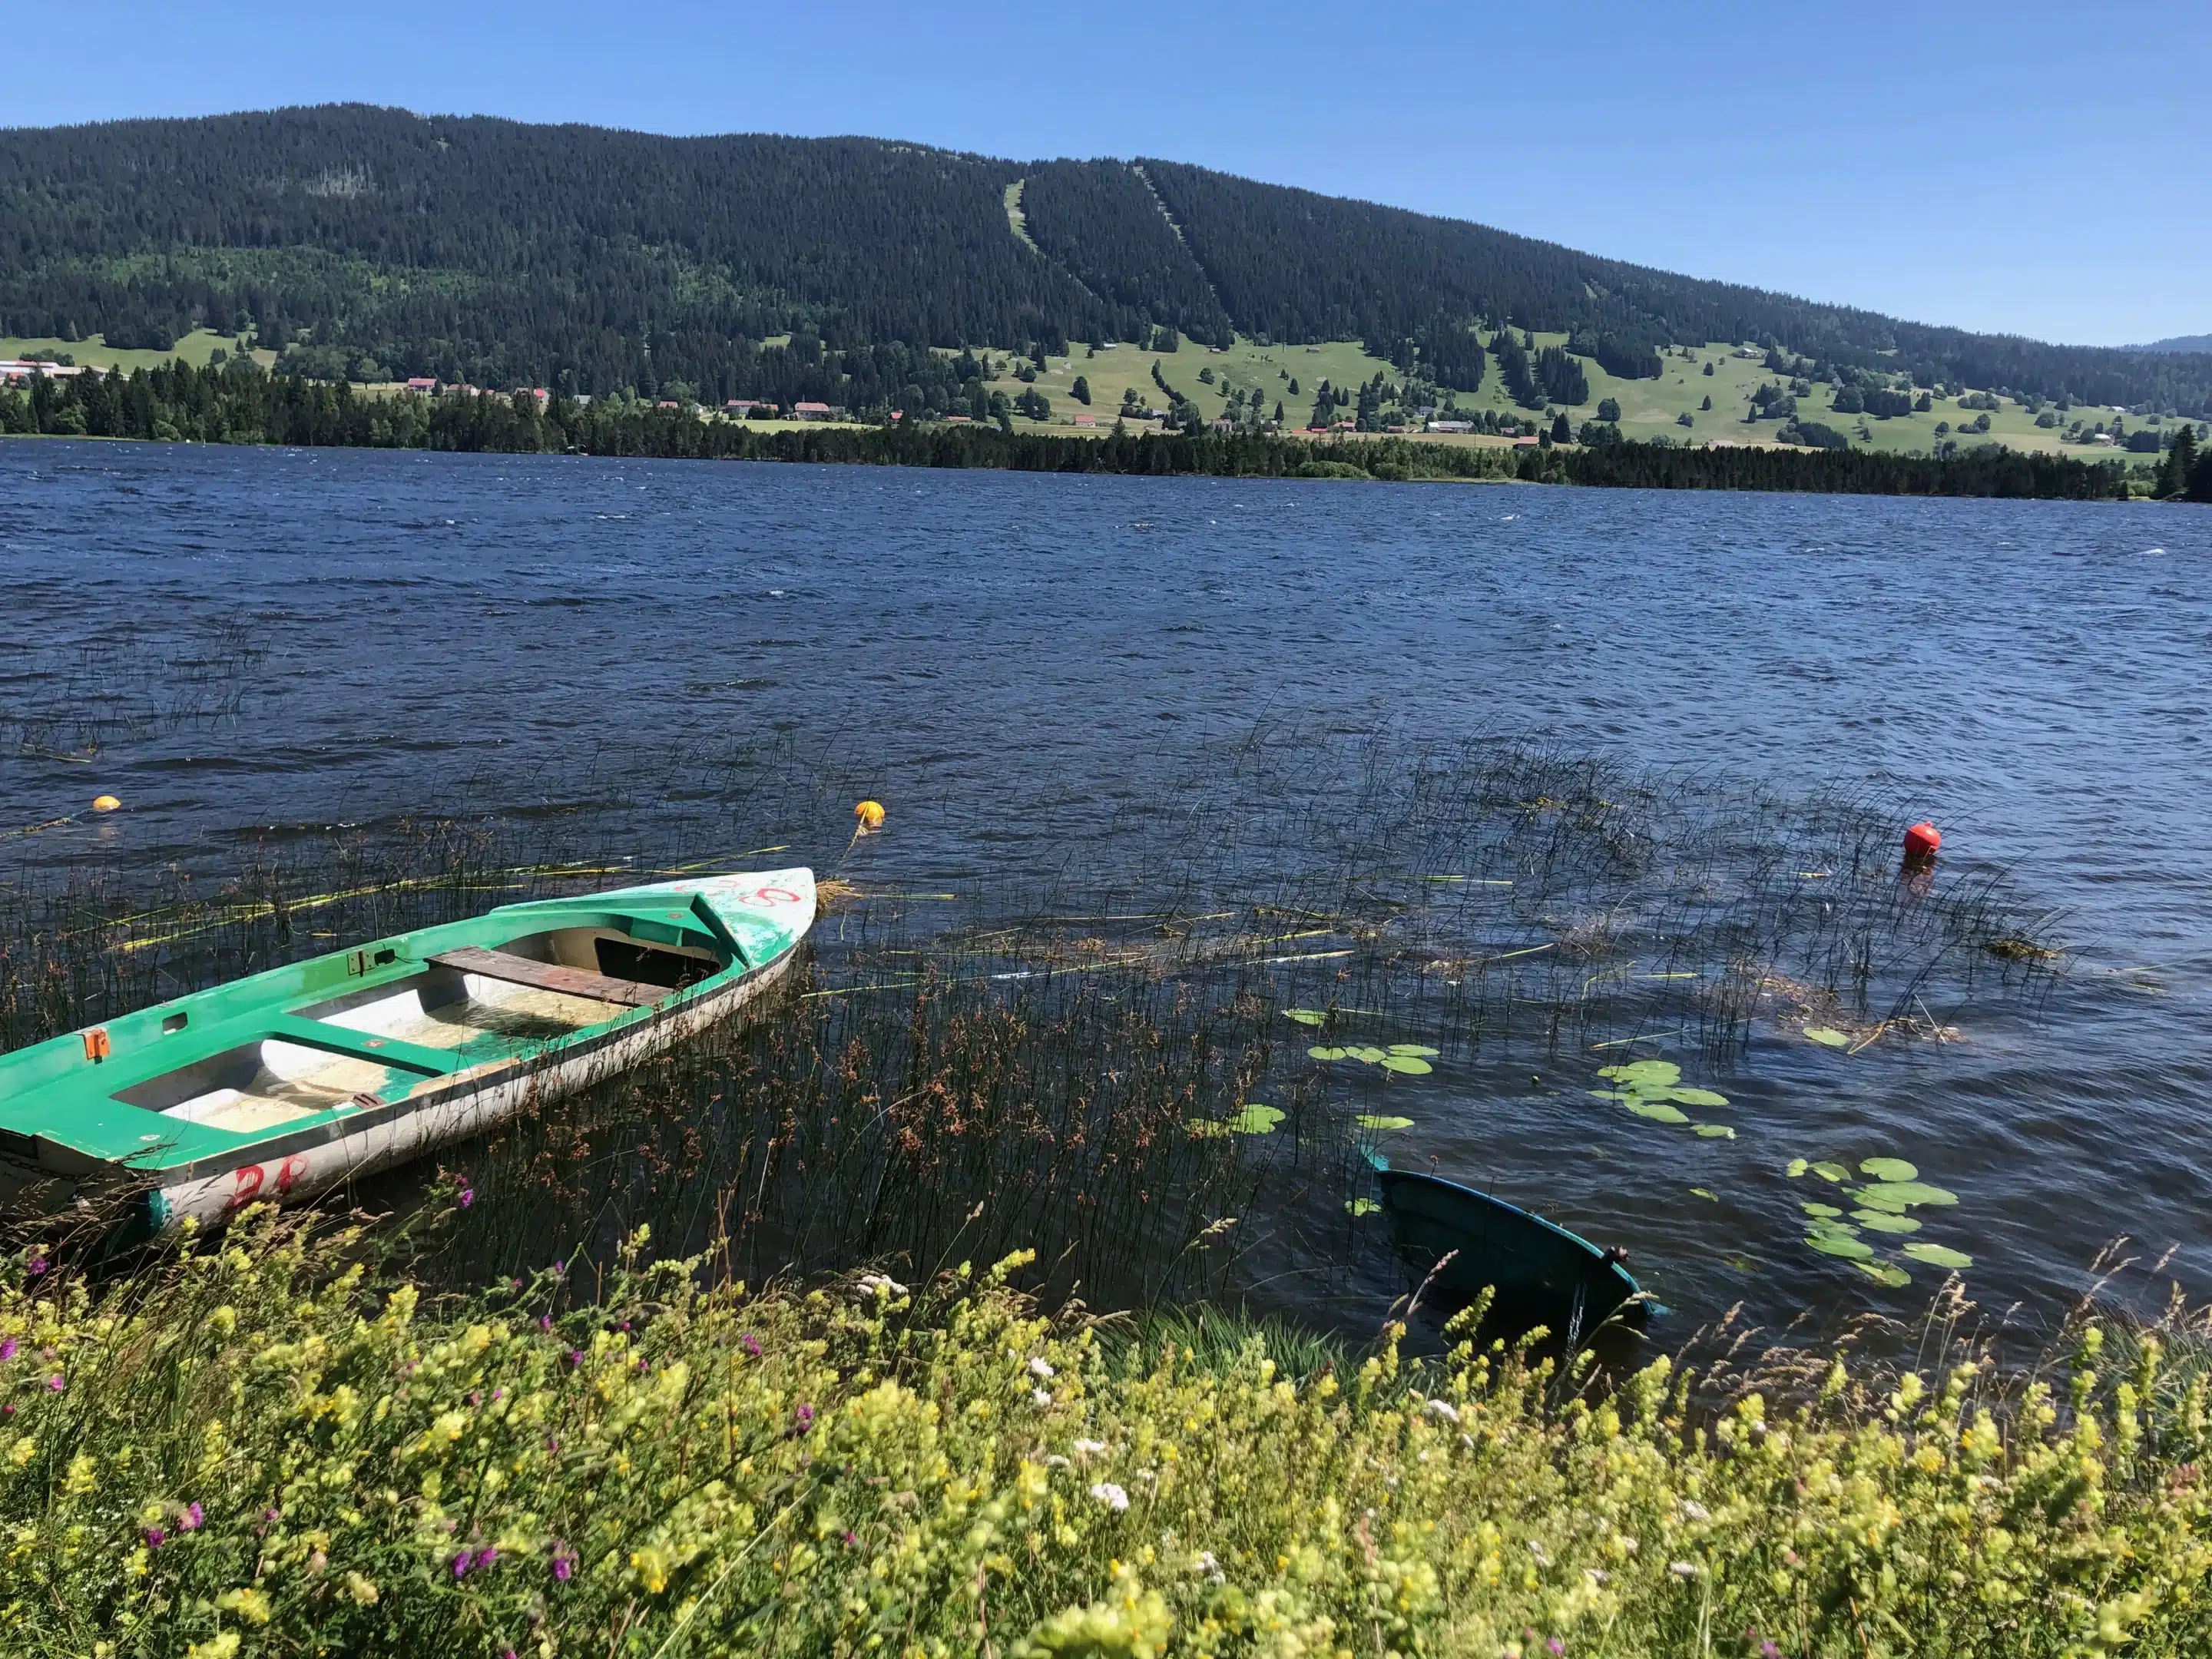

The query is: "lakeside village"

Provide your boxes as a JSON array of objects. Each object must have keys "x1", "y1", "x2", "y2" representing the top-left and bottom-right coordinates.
[{"x1": 8, "y1": 338, "x2": 2200, "y2": 464}]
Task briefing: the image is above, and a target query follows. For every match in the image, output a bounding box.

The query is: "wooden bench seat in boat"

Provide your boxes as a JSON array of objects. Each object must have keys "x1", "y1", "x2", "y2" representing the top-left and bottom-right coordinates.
[{"x1": 426, "y1": 946, "x2": 675, "y2": 1009}]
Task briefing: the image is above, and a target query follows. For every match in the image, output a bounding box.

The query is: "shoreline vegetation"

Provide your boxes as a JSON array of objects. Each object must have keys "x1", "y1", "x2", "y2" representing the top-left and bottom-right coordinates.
[
  {"x1": 3, "y1": 1204, "x2": 2210, "y2": 1657},
  {"x1": 1, "y1": 359, "x2": 2181, "y2": 501}
]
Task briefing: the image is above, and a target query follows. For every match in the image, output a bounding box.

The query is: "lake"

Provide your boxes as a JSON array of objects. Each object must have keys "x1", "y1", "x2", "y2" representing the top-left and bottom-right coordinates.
[{"x1": 5, "y1": 439, "x2": 2209, "y2": 1339}]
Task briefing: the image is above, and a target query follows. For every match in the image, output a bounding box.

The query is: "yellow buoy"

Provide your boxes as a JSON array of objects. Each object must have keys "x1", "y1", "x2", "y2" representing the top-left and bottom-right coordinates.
[
  {"x1": 854, "y1": 800, "x2": 886, "y2": 832},
  {"x1": 91, "y1": 795, "x2": 121, "y2": 813}
]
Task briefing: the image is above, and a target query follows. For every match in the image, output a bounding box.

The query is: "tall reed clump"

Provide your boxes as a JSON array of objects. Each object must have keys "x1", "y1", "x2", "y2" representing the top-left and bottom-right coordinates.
[{"x1": 2, "y1": 1207, "x2": 2207, "y2": 1658}]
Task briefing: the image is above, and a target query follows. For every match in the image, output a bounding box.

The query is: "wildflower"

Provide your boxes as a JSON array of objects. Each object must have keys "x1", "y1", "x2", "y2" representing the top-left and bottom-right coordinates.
[
  {"x1": 551, "y1": 1259, "x2": 565, "y2": 1277},
  {"x1": 1548, "y1": 1642, "x2": 1565, "y2": 1657},
  {"x1": 538, "y1": 1316, "x2": 552, "y2": 1332},
  {"x1": 308, "y1": 1549, "x2": 328, "y2": 1576},
  {"x1": 859, "y1": 1273, "x2": 907, "y2": 1296},
  {"x1": 566, "y1": 1349, "x2": 584, "y2": 1368},
  {"x1": 794, "y1": 1403, "x2": 816, "y2": 1432},
  {"x1": 215, "y1": 1588, "x2": 272, "y2": 1625},
  {"x1": 1074, "y1": 1439, "x2": 1108, "y2": 1455},
  {"x1": 1045, "y1": 1455, "x2": 1071, "y2": 1469},
  {"x1": 1762, "y1": 1645, "x2": 1782, "y2": 1659},
  {"x1": 1090, "y1": 1482, "x2": 1130, "y2": 1512},
  {"x1": 144, "y1": 1526, "x2": 166, "y2": 1549},
  {"x1": 181, "y1": 1502, "x2": 204, "y2": 1532},
  {"x1": 631, "y1": 1545, "x2": 671, "y2": 1594},
  {"x1": 1670, "y1": 1561, "x2": 1701, "y2": 1578},
  {"x1": 843, "y1": 1530, "x2": 858, "y2": 1548},
  {"x1": 1424, "y1": 1398, "x2": 1462, "y2": 1425},
  {"x1": 184, "y1": 1634, "x2": 240, "y2": 1659},
  {"x1": 1029, "y1": 1356, "x2": 1056, "y2": 1379},
  {"x1": 454, "y1": 1551, "x2": 473, "y2": 1578},
  {"x1": 46, "y1": 1374, "x2": 65, "y2": 1392},
  {"x1": 551, "y1": 1545, "x2": 575, "y2": 1584},
  {"x1": 26, "y1": 1256, "x2": 47, "y2": 1278},
  {"x1": 343, "y1": 1571, "x2": 379, "y2": 1606},
  {"x1": 1032, "y1": 1388, "x2": 1054, "y2": 1407},
  {"x1": 740, "y1": 1333, "x2": 762, "y2": 1358},
  {"x1": 1680, "y1": 1499, "x2": 1710, "y2": 1522},
  {"x1": 458, "y1": 1185, "x2": 475, "y2": 1210},
  {"x1": 0, "y1": 1338, "x2": 15, "y2": 1362}
]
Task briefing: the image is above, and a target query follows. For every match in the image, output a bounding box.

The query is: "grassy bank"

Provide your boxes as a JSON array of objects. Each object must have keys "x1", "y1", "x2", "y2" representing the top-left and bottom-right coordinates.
[{"x1": 2, "y1": 1204, "x2": 2208, "y2": 1657}]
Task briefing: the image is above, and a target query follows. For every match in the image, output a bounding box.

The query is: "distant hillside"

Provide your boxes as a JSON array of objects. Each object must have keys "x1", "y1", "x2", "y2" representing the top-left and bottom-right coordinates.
[
  {"x1": 2, "y1": 104, "x2": 2207, "y2": 413},
  {"x1": 2136, "y1": 334, "x2": 2212, "y2": 354}
]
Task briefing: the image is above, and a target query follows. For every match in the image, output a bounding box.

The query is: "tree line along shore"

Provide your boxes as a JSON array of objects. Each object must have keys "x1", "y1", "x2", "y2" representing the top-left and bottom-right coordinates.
[{"x1": 7, "y1": 356, "x2": 2201, "y2": 502}]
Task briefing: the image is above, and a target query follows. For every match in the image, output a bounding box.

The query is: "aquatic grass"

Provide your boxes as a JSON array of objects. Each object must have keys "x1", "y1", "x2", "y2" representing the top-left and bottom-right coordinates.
[{"x1": 2, "y1": 1207, "x2": 2210, "y2": 1657}]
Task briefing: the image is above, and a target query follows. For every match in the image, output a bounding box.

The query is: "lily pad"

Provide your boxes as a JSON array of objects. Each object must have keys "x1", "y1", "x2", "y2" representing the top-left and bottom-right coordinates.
[
  {"x1": 1786, "y1": 1158, "x2": 1810, "y2": 1178},
  {"x1": 1805, "y1": 1230, "x2": 1875, "y2": 1260},
  {"x1": 1665, "y1": 1087, "x2": 1731, "y2": 1108},
  {"x1": 1810, "y1": 1161, "x2": 1851, "y2": 1184},
  {"x1": 1859, "y1": 1157, "x2": 1919, "y2": 1183},
  {"x1": 1803, "y1": 1026, "x2": 1851, "y2": 1048},
  {"x1": 1353, "y1": 1046, "x2": 1390, "y2": 1064},
  {"x1": 1387, "y1": 1044, "x2": 1441, "y2": 1058},
  {"x1": 1852, "y1": 1210, "x2": 1922, "y2": 1234},
  {"x1": 1356, "y1": 1114, "x2": 1415, "y2": 1131},
  {"x1": 1800, "y1": 1202, "x2": 1844, "y2": 1219},
  {"x1": 1694, "y1": 1124, "x2": 1735, "y2": 1139},
  {"x1": 1379, "y1": 1055, "x2": 1434, "y2": 1076},
  {"x1": 1345, "y1": 1197, "x2": 1381, "y2": 1217},
  {"x1": 1690, "y1": 1187, "x2": 1719, "y2": 1202},
  {"x1": 1309, "y1": 1046, "x2": 1349, "y2": 1061},
  {"x1": 1227, "y1": 1103, "x2": 1285, "y2": 1135},
  {"x1": 1628, "y1": 1100, "x2": 1690, "y2": 1124},
  {"x1": 1856, "y1": 1181, "x2": 1959, "y2": 1212},
  {"x1": 1902, "y1": 1242, "x2": 1974, "y2": 1270},
  {"x1": 1857, "y1": 1261, "x2": 1913, "y2": 1287},
  {"x1": 1600, "y1": 1060, "x2": 1682, "y2": 1088},
  {"x1": 1283, "y1": 1008, "x2": 1327, "y2": 1027},
  {"x1": 1588, "y1": 1089, "x2": 1639, "y2": 1104}
]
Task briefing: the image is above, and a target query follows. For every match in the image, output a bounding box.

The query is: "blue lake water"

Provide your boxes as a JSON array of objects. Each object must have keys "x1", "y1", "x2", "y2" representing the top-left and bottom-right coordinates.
[{"x1": 5, "y1": 439, "x2": 2210, "y2": 1336}]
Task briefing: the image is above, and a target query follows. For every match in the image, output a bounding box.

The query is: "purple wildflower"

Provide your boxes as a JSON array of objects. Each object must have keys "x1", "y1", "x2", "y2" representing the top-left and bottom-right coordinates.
[
  {"x1": 453, "y1": 1550, "x2": 472, "y2": 1578},
  {"x1": 458, "y1": 1185, "x2": 474, "y2": 1210},
  {"x1": 0, "y1": 1337, "x2": 16, "y2": 1362},
  {"x1": 740, "y1": 1333, "x2": 762, "y2": 1359},
  {"x1": 843, "y1": 1530, "x2": 858, "y2": 1548},
  {"x1": 1761, "y1": 1646, "x2": 1781, "y2": 1659},
  {"x1": 46, "y1": 1374, "x2": 65, "y2": 1392},
  {"x1": 469, "y1": 1391, "x2": 482, "y2": 1406},
  {"x1": 551, "y1": 1545, "x2": 575, "y2": 1584},
  {"x1": 538, "y1": 1315, "x2": 553, "y2": 1332},
  {"x1": 566, "y1": 1348, "x2": 584, "y2": 1369},
  {"x1": 144, "y1": 1526, "x2": 166, "y2": 1549},
  {"x1": 551, "y1": 1260, "x2": 566, "y2": 1280},
  {"x1": 182, "y1": 1502, "x2": 204, "y2": 1532},
  {"x1": 265, "y1": 1507, "x2": 280, "y2": 1523},
  {"x1": 476, "y1": 1547, "x2": 500, "y2": 1570},
  {"x1": 794, "y1": 1402, "x2": 816, "y2": 1432},
  {"x1": 25, "y1": 1257, "x2": 46, "y2": 1278},
  {"x1": 1548, "y1": 1641, "x2": 1565, "y2": 1657}
]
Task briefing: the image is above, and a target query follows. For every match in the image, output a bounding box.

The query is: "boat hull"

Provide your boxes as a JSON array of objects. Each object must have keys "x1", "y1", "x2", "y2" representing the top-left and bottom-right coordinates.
[{"x1": 148, "y1": 946, "x2": 798, "y2": 1231}]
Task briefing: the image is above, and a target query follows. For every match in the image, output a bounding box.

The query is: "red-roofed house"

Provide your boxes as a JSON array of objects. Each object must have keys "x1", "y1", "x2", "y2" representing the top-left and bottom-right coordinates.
[
  {"x1": 792, "y1": 401, "x2": 835, "y2": 419},
  {"x1": 405, "y1": 376, "x2": 439, "y2": 394}
]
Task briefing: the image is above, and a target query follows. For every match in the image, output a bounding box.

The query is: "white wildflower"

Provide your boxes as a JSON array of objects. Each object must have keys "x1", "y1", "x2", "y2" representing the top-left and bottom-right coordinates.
[
  {"x1": 1031, "y1": 1388, "x2": 1054, "y2": 1408},
  {"x1": 1671, "y1": 1561, "x2": 1701, "y2": 1578},
  {"x1": 1089, "y1": 1482, "x2": 1130, "y2": 1512},
  {"x1": 858, "y1": 1274, "x2": 908, "y2": 1298},
  {"x1": 1044, "y1": 1455, "x2": 1071, "y2": 1469},
  {"x1": 1680, "y1": 1499, "x2": 1710, "y2": 1522},
  {"x1": 1424, "y1": 1399, "x2": 1461, "y2": 1424},
  {"x1": 1528, "y1": 1539, "x2": 1551, "y2": 1566},
  {"x1": 1028, "y1": 1356, "x2": 1056, "y2": 1380},
  {"x1": 1133, "y1": 1469, "x2": 1157, "y2": 1483},
  {"x1": 1584, "y1": 1568, "x2": 1609, "y2": 1586},
  {"x1": 1073, "y1": 1439, "x2": 1108, "y2": 1455}
]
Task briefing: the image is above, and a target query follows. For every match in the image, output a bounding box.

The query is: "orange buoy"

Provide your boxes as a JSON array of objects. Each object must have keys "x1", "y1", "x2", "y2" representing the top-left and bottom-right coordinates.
[
  {"x1": 91, "y1": 794, "x2": 121, "y2": 813},
  {"x1": 1903, "y1": 821, "x2": 1942, "y2": 863},
  {"x1": 854, "y1": 800, "x2": 886, "y2": 833}
]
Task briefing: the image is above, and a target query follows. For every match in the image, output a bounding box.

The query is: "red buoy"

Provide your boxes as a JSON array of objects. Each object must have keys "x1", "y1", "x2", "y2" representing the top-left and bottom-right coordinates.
[{"x1": 1903, "y1": 821, "x2": 1942, "y2": 863}]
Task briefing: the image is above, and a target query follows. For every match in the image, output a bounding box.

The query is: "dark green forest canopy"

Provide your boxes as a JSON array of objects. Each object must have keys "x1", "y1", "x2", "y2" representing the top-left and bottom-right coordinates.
[{"x1": 3, "y1": 104, "x2": 2206, "y2": 411}]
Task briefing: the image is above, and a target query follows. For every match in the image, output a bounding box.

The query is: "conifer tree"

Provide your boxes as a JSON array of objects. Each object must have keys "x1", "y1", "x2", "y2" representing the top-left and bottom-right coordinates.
[{"x1": 2157, "y1": 422, "x2": 2196, "y2": 497}]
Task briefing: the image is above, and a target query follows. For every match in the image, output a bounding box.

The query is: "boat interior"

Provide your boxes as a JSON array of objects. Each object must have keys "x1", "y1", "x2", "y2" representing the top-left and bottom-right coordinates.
[{"x1": 111, "y1": 923, "x2": 724, "y2": 1138}]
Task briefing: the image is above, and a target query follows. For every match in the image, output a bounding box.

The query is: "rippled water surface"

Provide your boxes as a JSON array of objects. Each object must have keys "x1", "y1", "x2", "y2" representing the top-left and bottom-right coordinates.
[{"x1": 5, "y1": 441, "x2": 2210, "y2": 1333}]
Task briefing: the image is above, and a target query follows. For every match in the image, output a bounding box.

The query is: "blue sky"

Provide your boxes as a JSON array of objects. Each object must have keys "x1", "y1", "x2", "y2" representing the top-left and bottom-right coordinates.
[{"x1": 15, "y1": 0, "x2": 2208, "y2": 347}]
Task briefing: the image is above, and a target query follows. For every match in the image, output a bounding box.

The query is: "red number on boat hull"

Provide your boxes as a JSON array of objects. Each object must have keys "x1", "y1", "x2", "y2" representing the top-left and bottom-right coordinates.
[{"x1": 748, "y1": 886, "x2": 803, "y2": 906}]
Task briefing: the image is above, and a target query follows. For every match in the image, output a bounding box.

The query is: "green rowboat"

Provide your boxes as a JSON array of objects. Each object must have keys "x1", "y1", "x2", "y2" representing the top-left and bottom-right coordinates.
[
  {"x1": 1368, "y1": 1157, "x2": 1649, "y2": 1343},
  {"x1": 0, "y1": 867, "x2": 816, "y2": 1236}
]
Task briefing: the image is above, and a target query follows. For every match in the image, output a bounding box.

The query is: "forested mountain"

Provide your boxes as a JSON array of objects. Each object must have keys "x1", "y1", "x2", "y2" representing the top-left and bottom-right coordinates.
[
  {"x1": 2, "y1": 104, "x2": 2206, "y2": 412},
  {"x1": 2137, "y1": 335, "x2": 2212, "y2": 355}
]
